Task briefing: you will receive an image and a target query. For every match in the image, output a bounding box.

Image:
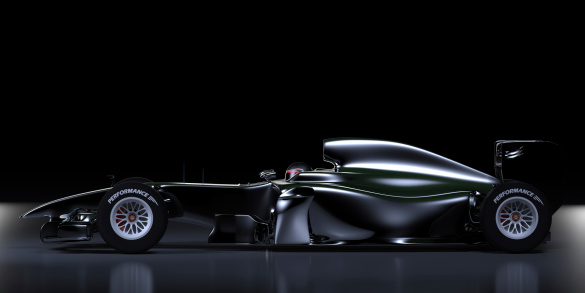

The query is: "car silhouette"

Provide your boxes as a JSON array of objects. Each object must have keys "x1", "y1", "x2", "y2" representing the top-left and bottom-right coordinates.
[{"x1": 21, "y1": 138, "x2": 563, "y2": 253}]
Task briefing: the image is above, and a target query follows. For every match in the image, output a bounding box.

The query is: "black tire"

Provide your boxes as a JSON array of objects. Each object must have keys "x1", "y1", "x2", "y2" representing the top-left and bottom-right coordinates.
[
  {"x1": 114, "y1": 177, "x2": 152, "y2": 186},
  {"x1": 97, "y1": 183, "x2": 168, "y2": 253},
  {"x1": 480, "y1": 180, "x2": 551, "y2": 253}
]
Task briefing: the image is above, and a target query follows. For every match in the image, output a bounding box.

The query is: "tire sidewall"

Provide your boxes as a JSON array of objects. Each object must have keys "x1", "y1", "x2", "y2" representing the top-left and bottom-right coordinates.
[
  {"x1": 98, "y1": 183, "x2": 167, "y2": 253},
  {"x1": 481, "y1": 181, "x2": 551, "y2": 253}
]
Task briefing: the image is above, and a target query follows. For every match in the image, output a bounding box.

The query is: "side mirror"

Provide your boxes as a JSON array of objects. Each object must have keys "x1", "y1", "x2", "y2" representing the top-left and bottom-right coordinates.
[
  {"x1": 107, "y1": 175, "x2": 116, "y2": 187},
  {"x1": 259, "y1": 169, "x2": 276, "y2": 181}
]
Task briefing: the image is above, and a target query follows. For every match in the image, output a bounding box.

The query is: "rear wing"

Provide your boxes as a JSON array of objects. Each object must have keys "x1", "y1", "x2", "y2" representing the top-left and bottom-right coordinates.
[{"x1": 494, "y1": 140, "x2": 564, "y2": 213}]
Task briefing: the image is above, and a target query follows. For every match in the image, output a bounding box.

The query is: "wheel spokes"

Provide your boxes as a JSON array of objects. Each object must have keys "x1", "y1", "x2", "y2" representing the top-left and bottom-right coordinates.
[
  {"x1": 110, "y1": 198, "x2": 152, "y2": 239},
  {"x1": 496, "y1": 197, "x2": 539, "y2": 239}
]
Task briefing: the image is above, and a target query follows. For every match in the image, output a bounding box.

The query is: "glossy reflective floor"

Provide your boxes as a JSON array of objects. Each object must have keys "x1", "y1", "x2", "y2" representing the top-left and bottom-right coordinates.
[{"x1": 1, "y1": 203, "x2": 584, "y2": 293}]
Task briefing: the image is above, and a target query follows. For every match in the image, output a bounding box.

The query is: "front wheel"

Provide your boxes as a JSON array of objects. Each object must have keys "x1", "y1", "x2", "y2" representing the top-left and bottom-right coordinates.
[
  {"x1": 480, "y1": 180, "x2": 551, "y2": 253},
  {"x1": 97, "y1": 183, "x2": 168, "y2": 253}
]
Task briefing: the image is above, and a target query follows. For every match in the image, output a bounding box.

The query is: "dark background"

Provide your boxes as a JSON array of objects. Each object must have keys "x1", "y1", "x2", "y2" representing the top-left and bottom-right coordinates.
[
  {"x1": 2, "y1": 8, "x2": 584, "y2": 293},
  {"x1": 1, "y1": 11, "x2": 581, "y2": 204},
  {"x1": 1, "y1": 97, "x2": 581, "y2": 203}
]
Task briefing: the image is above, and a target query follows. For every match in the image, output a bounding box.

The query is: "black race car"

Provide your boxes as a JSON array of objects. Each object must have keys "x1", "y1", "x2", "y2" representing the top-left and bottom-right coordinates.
[{"x1": 20, "y1": 138, "x2": 563, "y2": 253}]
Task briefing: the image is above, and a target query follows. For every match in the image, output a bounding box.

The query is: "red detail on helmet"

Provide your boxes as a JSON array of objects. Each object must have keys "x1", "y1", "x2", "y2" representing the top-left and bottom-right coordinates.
[{"x1": 286, "y1": 168, "x2": 304, "y2": 174}]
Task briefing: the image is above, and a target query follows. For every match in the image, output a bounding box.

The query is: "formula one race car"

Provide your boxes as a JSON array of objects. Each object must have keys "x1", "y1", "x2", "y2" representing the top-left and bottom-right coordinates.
[{"x1": 20, "y1": 138, "x2": 563, "y2": 253}]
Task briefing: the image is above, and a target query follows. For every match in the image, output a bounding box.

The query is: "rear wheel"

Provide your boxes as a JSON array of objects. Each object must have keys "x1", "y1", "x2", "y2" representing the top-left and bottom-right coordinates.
[
  {"x1": 97, "y1": 183, "x2": 168, "y2": 253},
  {"x1": 480, "y1": 181, "x2": 551, "y2": 253}
]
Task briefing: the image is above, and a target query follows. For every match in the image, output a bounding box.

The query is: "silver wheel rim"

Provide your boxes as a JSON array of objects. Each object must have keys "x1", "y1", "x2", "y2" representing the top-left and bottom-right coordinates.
[
  {"x1": 496, "y1": 197, "x2": 538, "y2": 240},
  {"x1": 110, "y1": 197, "x2": 153, "y2": 240}
]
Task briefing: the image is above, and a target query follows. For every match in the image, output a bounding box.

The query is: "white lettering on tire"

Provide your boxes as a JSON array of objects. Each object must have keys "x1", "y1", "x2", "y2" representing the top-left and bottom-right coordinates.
[
  {"x1": 108, "y1": 188, "x2": 151, "y2": 204},
  {"x1": 493, "y1": 188, "x2": 543, "y2": 206}
]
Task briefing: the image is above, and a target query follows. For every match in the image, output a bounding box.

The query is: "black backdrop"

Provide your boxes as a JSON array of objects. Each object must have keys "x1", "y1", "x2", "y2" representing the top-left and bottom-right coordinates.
[
  {"x1": 1, "y1": 21, "x2": 581, "y2": 203},
  {"x1": 1, "y1": 93, "x2": 581, "y2": 203}
]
